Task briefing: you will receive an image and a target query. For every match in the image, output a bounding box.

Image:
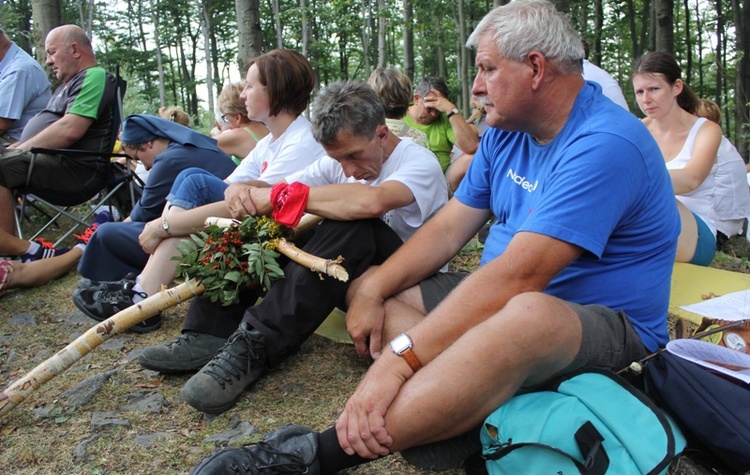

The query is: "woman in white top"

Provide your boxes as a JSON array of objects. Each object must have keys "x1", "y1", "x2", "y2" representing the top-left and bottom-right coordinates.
[
  {"x1": 75, "y1": 50, "x2": 326, "y2": 313},
  {"x1": 632, "y1": 52, "x2": 722, "y2": 266}
]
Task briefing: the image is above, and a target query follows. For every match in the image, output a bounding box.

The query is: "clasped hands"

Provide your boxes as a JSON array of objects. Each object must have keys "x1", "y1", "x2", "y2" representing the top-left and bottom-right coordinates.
[{"x1": 224, "y1": 182, "x2": 272, "y2": 219}]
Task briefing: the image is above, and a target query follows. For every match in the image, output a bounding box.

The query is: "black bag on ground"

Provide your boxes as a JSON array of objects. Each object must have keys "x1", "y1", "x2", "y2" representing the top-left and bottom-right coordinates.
[{"x1": 644, "y1": 351, "x2": 750, "y2": 473}]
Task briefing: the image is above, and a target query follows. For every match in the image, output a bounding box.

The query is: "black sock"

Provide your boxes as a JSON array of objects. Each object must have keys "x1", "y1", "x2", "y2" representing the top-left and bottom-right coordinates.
[{"x1": 317, "y1": 427, "x2": 376, "y2": 474}]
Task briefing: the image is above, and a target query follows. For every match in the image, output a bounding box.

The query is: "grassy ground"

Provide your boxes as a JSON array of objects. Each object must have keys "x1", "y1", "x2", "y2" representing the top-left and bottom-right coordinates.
[{"x1": 0, "y1": 229, "x2": 748, "y2": 474}]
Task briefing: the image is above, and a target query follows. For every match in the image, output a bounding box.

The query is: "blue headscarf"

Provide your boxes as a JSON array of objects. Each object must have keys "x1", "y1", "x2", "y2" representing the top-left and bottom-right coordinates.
[{"x1": 120, "y1": 114, "x2": 220, "y2": 152}]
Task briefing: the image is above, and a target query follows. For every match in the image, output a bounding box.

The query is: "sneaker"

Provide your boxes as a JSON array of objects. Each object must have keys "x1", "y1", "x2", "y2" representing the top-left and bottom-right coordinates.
[
  {"x1": 181, "y1": 322, "x2": 267, "y2": 414},
  {"x1": 139, "y1": 331, "x2": 227, "y2": 373},
  {"x1": 74, "y1": 211, "x2": 112, "y2": 245},
  {"x1": 20, "y1": 238, "x2": 69, "y2": 263},
  {"x1": 72, "y1": 282, "x2": 162, "y2": 333},
  {"x1": 190, "y1": 424, "x2": 320, "y2": 475},
  {"x1": 77, "y1": 272, "x2": 137, "y2": 293}
]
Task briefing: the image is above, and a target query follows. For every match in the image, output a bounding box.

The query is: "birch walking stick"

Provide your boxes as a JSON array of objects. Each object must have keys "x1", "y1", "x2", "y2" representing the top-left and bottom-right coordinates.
[{"x1": 0, "y1": 215, "x2": 347, "y2": 418}]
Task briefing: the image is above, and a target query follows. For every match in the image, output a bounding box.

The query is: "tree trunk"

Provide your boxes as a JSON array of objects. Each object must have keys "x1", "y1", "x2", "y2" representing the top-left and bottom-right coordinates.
[
  {"x1": 377, "y1": 0, "x2": 386, "y2": 68},
  {"x1": 403, "y1": 0, "x2": 414, "y2": 81},
  {"x1": 457, "y1": 0, "x2": 469, "y2": 113},
  {"x1": 272, "y1": 0, "x2": 283, "y2": 49},
  {"x1": 731, "y1": 0, "x2": 749, "y2": 159},
  {"x1": 683, "y1": 0, "x2": 692, "y2": 82},
  {"x1": 593, "y1": 0, "x2": 603, "y2": 65},
  {"x1": 235, "y1": 0, "x2": 263, "y2": 76},
  {"x1": 300, "y1": 0, "x2": 309, "y2": 59},
  {"x1": 655, "y1": 0, "x2": 674, "y2": 54},
  {"x1": 151, "y1": 0, "x2": 166, "y2": 108},
  {"x1": 361, "y1": 0, "x2": 371, "y2": 78},
  {"x1": 715, "y1": 0, "x2": 723, "y2": 111},
  {"x1": 30, "y1": 0, "x2": 62, "y2": 65},
  {"x1": 202, "y1": 1, "x2": 215, "y2": 116}
]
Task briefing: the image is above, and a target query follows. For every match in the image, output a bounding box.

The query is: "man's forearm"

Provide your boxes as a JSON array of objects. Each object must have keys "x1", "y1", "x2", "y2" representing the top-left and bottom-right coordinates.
[
  {"x1": 16, "y1": 114, "x2": 91, "y2": 150},
  {"x1": 450, "y1": 116, "x2": 479, "y2": 155}
]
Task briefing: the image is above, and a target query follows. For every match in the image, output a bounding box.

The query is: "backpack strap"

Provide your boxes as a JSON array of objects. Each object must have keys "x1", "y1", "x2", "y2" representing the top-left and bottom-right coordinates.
[{"x1": 484, "y1": 420, "x2": 610, "y2": 475}]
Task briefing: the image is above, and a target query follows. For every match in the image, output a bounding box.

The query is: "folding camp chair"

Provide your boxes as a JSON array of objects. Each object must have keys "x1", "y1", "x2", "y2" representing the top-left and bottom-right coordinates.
[{"x1": 14, "y1": 66, "x2": 143, "y2": 247}]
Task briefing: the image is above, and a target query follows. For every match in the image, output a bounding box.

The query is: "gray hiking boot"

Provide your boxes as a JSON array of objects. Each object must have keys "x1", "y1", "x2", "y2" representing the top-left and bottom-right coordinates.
[
  {"x1": 139, "y1": 331, "x2": 227, "y2": 373},
  {"x1": 181, "y1": 322, "x2": 267, "y2": 414},
  {"x1": 190, "y1": 424, "x2": 321, "y2": 475}
]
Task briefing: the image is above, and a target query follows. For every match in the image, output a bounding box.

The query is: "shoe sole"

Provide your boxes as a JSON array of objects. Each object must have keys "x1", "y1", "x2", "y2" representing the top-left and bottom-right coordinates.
[
  {"x1": 181, "y1": 385, "x2": 243, "y2": 415},
  {"x1": 72, "y1": 290, "x2": 162, "y2": 334},
  {"x1": 138, "y1": 354, "x2": 214, "y2": 373}
]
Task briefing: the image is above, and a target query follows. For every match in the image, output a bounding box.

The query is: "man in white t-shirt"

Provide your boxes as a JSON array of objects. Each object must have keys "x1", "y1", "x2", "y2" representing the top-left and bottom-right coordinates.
[
  {"x1": 138, "y1": 80, "x2": 449, "y2": 415},
  {"x1": 581, "y1": 39, "x2": 629, "y2": 110}
]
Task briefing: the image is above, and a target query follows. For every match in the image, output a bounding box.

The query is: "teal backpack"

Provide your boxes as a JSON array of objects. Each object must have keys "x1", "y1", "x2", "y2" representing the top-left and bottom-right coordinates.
[{"x1": 480, "y1": 369, "x2": 686, "y2": 475}]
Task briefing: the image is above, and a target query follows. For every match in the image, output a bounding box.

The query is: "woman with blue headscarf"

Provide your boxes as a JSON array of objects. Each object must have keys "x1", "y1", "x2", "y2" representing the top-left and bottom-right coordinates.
[{"x1": 74, "y1": 114, "x2": 236, "y2": 332}]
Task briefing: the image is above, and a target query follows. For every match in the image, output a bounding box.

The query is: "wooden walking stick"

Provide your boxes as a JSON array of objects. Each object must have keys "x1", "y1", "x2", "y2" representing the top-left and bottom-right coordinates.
[{"x1": 0, "y1": 215, "x2": 347, "y2": 418}]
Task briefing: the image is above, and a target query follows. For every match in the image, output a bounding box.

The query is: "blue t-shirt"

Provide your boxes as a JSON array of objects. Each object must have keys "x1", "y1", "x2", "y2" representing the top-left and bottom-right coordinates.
[
  {"x1": 455, "y1": 81, "x2": 679, "y2": 351},
  {"x1": 0, "y1": 42, "x2": 51, "y2": 140}
]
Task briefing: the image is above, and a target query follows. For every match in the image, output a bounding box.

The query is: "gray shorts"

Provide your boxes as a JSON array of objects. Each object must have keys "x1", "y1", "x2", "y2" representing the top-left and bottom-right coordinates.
[{"x1": 419, "y1": 271, "x2": 648, "y2": 373}]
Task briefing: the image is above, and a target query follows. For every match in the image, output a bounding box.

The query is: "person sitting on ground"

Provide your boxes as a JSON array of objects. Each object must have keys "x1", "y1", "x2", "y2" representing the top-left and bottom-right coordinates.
[
  {"x1": 158, "y1": 105, "x2": 190, "y2": 127},
  {"x1": 0, "y1": 25, "x2": 118, "y2": 235},
  {"x1": 366, "y1": 68, "x2": 426, "y2": 148},
  {"x1": 73, "y1": 114, "x2": 236, "y2": 332},
  {"x1": 632, "y1": 51, "x2": 722, "y2": 266},
  {"x1": 403, "y1": 76, "x2": 478, "y2": 172},
  {"x1": 72, "y1": 49, "x2": 324, "y2": 332},
  {"x1": 135, "y1": 79, "x2": 447, "y2": 417},
  {"x1": 214, "y1": 81, "x2": 269, "y2": 165},
  {"x1": 187, "y1": 1, "x2": 679, "y2": 473},
  {"x1": 0, "y1": 28, "x2": 51, "y2": 144},
  {"x1": 694, "y1": 98, "x2": 750, "y2": 240},
  {"x1": 581, "y1": 38, "x2": 629, "y2": 110},
  {"x1": 446, "y1": 95, "x2": 488, "y2": 193},
  {"x1": 0, "y1": 212, "x2": 109, "y2": 295}
]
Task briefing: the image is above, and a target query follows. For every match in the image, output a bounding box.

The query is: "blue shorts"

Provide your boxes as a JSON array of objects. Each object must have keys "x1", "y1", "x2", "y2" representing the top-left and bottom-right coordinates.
[
  {"x1": 690, "y1": 213, "x2": 716, "y2": 266},
  {"x1": 166, "y1": 167, "x2": 228, "y2": 210}
]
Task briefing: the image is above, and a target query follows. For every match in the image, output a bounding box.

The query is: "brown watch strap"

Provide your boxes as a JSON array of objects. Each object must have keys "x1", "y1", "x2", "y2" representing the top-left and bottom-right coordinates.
[{"x1": 401, "y1": 347, "x2": 422, "y2": 372}]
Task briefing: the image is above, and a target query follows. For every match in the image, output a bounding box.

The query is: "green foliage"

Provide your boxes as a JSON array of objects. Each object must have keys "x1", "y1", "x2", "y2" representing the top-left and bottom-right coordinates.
[{"x1": 174, "y1": 216, "x2": 287, "y2": 307}]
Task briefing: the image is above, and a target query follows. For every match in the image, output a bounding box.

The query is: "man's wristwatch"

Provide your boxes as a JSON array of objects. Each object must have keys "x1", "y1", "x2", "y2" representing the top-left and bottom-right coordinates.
[
  {"x1": 390, "y1": 333, "x2": 422, "y2": 372},
  {"x1": 161, "y1": 216, "x2": 171, "y2": 236},
  {"x1": 447, "y1": 108, "x2": 460, "y2": 119}
]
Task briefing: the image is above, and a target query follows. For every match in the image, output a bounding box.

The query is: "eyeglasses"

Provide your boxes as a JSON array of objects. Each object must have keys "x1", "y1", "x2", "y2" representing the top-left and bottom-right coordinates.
[{"x1": 221, "y1": 113, "x2": 231, "y2": 122}]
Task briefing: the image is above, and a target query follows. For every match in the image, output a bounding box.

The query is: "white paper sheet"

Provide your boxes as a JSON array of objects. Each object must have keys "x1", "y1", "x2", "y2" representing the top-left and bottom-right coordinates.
[
  {"x1": 679, "y1": 289, "x2": 750, "y2": 321},
  {"x1": 666, "y1": 339, "x2": 750, "y2": 384}
]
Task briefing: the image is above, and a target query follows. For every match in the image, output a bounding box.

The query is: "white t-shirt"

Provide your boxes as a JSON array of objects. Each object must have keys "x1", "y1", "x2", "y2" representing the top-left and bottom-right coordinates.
[
  {"x1": 285, "y1": 139, "x2": 448, "y2": 242},
  {"x1": 713, "y1": 135, "x2": 750, "y2": 236},
  {"x1": 582, "y1": 61, "x2": 629, "y2": 111},
  {"x1": 226, "y1": 115, "x2": 326, "y2": 184}
]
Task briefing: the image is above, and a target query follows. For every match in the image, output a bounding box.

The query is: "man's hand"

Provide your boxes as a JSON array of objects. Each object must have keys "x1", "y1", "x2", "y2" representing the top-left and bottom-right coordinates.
[
  {"x1": 422, "y1": 89, "x2": 456, "y2": 116},
  {"x1": 336, "y1": 356, "x2": 409, "y2": 458},
  {"x1": 347, "y1": 290, "x2": 387, "y2": 359},
  {"x1": 139, "y1": 218, "x2": 166, "y2": 253},
  {"x1": 225, "y1": 183, "x2": 259, "y2": 218}
]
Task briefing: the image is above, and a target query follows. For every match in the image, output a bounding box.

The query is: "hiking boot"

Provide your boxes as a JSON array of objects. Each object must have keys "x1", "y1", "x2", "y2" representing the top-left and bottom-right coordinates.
[
  {"x1": 181, "y1": 322, "x2": 267, "y2": 414},
  {"x1": 20, "y1": 238, "x2": 69, "y2": 262},
  {"x1": 400, "y1": 427, "x2": 482, "y2": 470},
  {"x1": 139, "y1": 331, "x2": 227, "y2": 373},
  {"x1": 72, "y1": 282, "x2": 162, "y2": 333},
  {"x1": 77, "y1": 272, "x2": 137, "y2": 293},
  {"x1": 74, "y1": 210, "x2": 112, "y2": 245},
  {"x1": 190, "y1": 424, "x2": 321, "y2": 475}
]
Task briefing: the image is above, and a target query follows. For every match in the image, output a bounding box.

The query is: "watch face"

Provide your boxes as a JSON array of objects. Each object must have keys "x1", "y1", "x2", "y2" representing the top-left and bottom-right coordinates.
[{"x1": 391, "y1": 333, "x2": 412, "y2": 354}]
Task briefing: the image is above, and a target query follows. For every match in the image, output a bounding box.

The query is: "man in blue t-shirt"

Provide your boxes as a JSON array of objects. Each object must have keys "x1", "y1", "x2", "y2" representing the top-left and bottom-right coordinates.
[
  {"x1": 0, "y1": 29, "x2": 51, "y2": 143},
  {"x1": 187, "y1": 1, "x2": 681, "y2": 474}
]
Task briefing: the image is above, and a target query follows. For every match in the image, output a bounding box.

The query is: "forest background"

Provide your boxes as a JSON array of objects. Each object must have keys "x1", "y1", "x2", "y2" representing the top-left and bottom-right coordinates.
[{"x1": 1, "y1": 0, "x2": 748, "y2": 159}]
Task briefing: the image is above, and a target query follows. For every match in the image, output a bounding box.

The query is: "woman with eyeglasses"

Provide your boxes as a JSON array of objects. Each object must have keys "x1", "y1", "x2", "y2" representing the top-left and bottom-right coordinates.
[{"x1": 214, "y1": 82, "x2": 269, "y2": 165}]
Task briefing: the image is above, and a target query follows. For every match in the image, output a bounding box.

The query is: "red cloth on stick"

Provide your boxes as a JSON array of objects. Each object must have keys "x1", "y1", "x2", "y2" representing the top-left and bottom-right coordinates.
[{"x1": 270, "y1": 182, "x2": 310, "y2": 227}]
